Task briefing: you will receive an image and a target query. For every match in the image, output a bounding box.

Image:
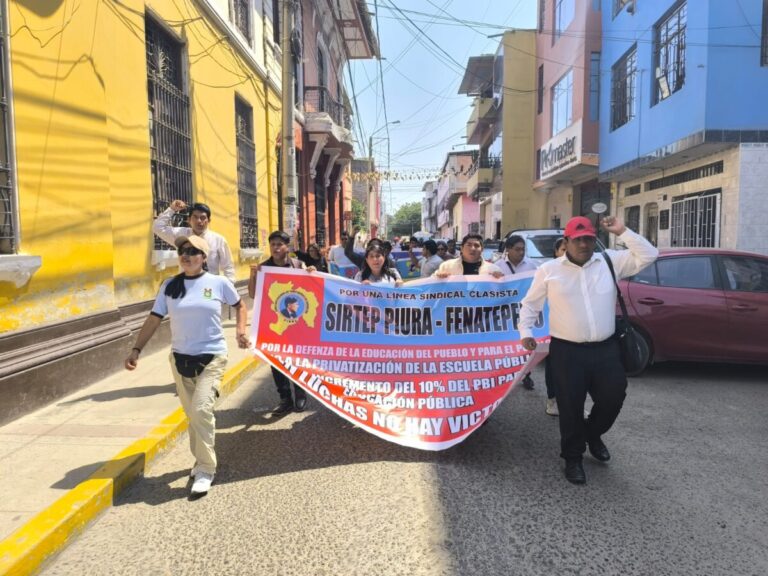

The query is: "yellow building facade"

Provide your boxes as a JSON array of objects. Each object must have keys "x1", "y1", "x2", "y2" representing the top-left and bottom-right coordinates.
[{"x1": 0, "y1": 0, "x2": 282, "y2": 422}]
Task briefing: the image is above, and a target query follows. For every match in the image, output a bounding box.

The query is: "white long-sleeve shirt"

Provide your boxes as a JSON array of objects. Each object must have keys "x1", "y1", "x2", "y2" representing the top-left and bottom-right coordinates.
[
  {"x1": 500, "y1": 256, "x2": 539, "y2": 276},
  {"x1": 519, "y1": 230, "x2": 658, "y2": 343},
  {"x1": 152, "y1": 208, "x2": 236, "y2": 282}
]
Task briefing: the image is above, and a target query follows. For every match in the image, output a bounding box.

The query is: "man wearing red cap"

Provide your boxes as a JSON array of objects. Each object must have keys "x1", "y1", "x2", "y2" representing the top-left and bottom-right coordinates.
[{"x1": 519, "y1": 215, "x2": 658, "y2": 484}]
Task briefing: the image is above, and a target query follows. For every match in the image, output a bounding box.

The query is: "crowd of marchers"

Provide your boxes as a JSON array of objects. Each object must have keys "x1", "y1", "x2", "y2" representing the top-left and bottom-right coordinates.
[{"x1": 124, "y1": 199, "x2": 658, "y2": 495}]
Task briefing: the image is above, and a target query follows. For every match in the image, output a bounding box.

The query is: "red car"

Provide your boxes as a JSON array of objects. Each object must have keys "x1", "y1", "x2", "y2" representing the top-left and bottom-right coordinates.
[{"x1": 619, "y1": 248, "x2": 768, "y2": 374}]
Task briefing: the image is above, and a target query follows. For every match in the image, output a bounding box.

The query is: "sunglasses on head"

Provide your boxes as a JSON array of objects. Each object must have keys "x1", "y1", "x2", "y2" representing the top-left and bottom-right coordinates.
[{"x1": 178, "y1": 246, "x2": 204, "y2": 256}]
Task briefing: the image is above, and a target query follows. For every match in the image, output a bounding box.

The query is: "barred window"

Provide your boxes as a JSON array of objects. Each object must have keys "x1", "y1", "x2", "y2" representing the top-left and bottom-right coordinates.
[
  {"x1": 146, "y1": 17, "x2": 193, "y2": 250},
  {"x1": 231, "y1": 0, "x2": 251, "y2": 44},
  {"x1": 0, "y1": 7, "x2": 15, "y2": 254},
  {"x1": 236, "y1": 97, "x2": 258, "y2": 249},
  {"x1": 624, "y1": 205, "x2": 640, "y2": 234},
  {"x1": 589, "y1": 52, "x2": 600, "y2": 122},
  {"x1": 654, "y1": 2, "x2": 686, "y2": 104},
  {"x1": 611, "y1": 45, "x2": 637, "y2": 131}
]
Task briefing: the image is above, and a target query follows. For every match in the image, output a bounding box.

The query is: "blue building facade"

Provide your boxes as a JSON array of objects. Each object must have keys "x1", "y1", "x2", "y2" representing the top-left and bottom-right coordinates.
[{"x1": 599, "y1": 0, "x2": 768, "y2": 252}]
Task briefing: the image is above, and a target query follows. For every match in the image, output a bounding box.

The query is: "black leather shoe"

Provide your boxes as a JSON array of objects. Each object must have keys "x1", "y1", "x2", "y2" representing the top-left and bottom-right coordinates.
[
  {"x1": 294, "y1": 394, "x2": 308, "y2": 412},
  {"x1": 565, "y1": 461, "x2": 586, "y2": 484},
  {"x1": 588, "y1": 438, "x2": 611, "y2": 462},
  {"x1": 271, "y1": 398, "x2": 293, "y2": 416},
  {"x1": 522, "y1": 374, "x2": 535, "y2": 390}
]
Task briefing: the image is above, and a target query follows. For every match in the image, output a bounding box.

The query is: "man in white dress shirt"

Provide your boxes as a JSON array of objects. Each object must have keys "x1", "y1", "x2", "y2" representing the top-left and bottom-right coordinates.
[
  {"x1": 519, "y1": 216, "x2": 658, "y2": 484},
  {"x1": 153, "y1": 199, "x2": 236, "y2": 282}
]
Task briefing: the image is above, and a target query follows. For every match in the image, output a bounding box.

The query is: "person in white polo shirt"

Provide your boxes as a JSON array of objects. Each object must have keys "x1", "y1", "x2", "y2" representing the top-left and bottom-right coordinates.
[
  {"x1": 153, "y1": 199, "x2": 236, "y2": 282},
  {"x1": 124, "y1": 235, "x2": 249, "y2": 497},
  {"x1": 519, "y1": 216, "x2": 657, "y2": 485}
]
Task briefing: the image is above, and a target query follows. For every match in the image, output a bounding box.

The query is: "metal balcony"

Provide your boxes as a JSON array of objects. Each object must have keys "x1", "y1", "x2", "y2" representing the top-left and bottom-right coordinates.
[
  {"x1": 467, "y1": 156, "x2": 501, "y2": 200},
  {"x1": 304, "y1": 86, "x2": 352, "y2": 131}
]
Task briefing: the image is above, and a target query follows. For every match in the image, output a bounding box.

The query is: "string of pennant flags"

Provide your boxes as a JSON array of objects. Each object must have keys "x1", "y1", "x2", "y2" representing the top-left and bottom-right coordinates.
[{"x1": 348, "y1": 166, "x2": 473, "y2": 182}]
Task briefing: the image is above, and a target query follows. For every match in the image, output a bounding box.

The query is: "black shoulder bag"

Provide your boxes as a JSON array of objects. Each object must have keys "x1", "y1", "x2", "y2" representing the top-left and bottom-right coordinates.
[
  {"x1": 603, "y1": 252, "x2": 646, "y2": 375},
  {"x1": 173, "y1": 352, "x2": 215, "y2": 378}
]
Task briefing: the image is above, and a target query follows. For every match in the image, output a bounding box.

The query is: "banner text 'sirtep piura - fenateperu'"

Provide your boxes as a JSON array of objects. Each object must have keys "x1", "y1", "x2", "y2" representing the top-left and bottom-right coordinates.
[{"x1": 251, "y1": 269, "x2": 550, "y2": 450}]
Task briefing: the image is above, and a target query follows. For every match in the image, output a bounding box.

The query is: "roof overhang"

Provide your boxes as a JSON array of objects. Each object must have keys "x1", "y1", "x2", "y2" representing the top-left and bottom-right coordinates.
[
  {"x1": 458, "y1": 55, "x2": 495, "y2": 95},
  {"x1": 334, "y1": 0, "x2": 380, "y2": 60}
]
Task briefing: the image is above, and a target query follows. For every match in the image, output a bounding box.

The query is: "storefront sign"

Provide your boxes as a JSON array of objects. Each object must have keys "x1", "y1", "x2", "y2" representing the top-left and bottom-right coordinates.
[{"x1": 539, "y1": 120, "x2": 582, "y2": 179}]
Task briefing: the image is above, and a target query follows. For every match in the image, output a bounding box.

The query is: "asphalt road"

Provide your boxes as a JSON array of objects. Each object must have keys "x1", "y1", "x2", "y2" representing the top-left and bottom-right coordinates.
[{"x1": 42, "y1": 361, "x2": 768, "y2": 576}]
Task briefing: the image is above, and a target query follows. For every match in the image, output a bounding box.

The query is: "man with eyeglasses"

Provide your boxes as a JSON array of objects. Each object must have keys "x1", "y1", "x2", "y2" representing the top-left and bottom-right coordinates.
[
  {"x1": 519, "y1": 216, "x2": 657, "y2": 485},
  {"x1": 328, "y1": 229, "x2": 356, "y2": 269},
  {"x1": 153, "y1": 199, "x2": 236, "y2": 282}
]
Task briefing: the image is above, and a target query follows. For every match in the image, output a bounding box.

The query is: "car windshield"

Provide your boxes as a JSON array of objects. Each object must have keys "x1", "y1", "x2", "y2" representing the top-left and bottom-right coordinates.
[{"x1": 526, "y1": 235, "x2": 562, "y2": 258}]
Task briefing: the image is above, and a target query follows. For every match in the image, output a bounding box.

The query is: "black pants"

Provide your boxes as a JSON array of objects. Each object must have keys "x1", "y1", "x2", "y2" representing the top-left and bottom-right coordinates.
[
  {"x1": 271, "y1": 367, "x2": 305, "y2": 401},
  {"x1": 549, "y1": 336, "x2": 627, "y2": 462},
  {"x1": 543, "y1": 356, "x2": 556, "y2": 400}
]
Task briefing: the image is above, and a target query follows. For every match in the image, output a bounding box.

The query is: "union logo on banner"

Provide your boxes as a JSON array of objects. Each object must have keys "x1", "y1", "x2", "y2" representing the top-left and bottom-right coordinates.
[{"x1": 251, "y1": 269, "x2": 549, "y2": 450}]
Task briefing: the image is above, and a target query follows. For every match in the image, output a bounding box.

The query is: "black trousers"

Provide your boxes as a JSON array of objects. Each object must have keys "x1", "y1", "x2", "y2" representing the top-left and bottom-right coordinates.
[
  {"x1": 271, "y1": 367, "x2": 305, "y2": 401},
  {"x1": 549, "y1": 336, "x2": 627, "y2": 462}
]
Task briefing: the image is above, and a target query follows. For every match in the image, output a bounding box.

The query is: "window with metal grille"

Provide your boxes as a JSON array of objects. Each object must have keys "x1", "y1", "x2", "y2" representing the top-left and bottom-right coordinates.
[
  {"x1": 645, "y1": 160, "x2": 723, "y2": 191},
  {"x1": 762, "y1": 0, "x2": 768, "y2": 66},
  {"x1": 654, "y1": 2, "x2": 686, "y2": 104},
  {"x1": 146, "y1": 17, "x2": 193, "y2": 250},
  {"x1": 554, "y1": 0, "x2": 574, "y2": 42},
  {"x1": 231, "y1": 0, "x2": 251, "y2": 44},
  {"x1": 0, "y1": 9, "x2": 16, "y2": 255},
  {"x1": 589, "y1": 52, "x2": 600, "y2": 121},
  {"x1": 624, "y1": 205, "x2": 640, "y2": 233},
  {"x1": 659, "y1": 209, "x2": 670, "y2": 230},
  {"x1": 236, "y1": 97, "x2": 258, "y2": 249},
  {"x1": 671, "y1": 189, "x2": 721, "y2": 248},
  {"x1": 551, "y1": 69, "x2": 573, "y2": 136},
  {"x1": 625, "y1": 184, "x2": 641, "y2": 196},
  {"x1": 611, "y1": 45, "x2": 637, "y2": 130}
]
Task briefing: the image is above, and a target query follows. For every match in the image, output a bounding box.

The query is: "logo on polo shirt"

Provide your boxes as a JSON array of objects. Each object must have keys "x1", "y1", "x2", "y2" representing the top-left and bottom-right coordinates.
[{"x1": 203, "y1": 288, "x2": 212, "y2": 299}]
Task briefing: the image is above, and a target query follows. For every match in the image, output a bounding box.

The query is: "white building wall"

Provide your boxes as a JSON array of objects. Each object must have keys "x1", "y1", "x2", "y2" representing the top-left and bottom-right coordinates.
[{"x1": 736, "y1": 144, "x2": 768, "y2": 255}]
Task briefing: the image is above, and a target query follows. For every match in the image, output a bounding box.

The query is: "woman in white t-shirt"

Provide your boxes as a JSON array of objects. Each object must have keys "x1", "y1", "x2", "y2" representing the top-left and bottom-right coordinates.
[
  {"x1": 124, "y1": 235, "x2": 249, "y2": 497},
  {"x1": 353, "y1": 243, "x2": 403, "y2": 286}
]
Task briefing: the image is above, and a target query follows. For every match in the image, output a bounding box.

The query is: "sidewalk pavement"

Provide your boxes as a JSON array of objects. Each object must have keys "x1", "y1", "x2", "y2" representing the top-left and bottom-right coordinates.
[{"x1": 0, "y1": 319, "x2": 266, "y2": 576}]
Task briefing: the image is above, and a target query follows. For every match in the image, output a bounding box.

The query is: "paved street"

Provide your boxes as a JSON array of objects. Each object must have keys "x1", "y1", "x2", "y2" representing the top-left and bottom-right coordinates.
[{"x1": 42, "y1": 362, "x2": 768, "y2": 576}]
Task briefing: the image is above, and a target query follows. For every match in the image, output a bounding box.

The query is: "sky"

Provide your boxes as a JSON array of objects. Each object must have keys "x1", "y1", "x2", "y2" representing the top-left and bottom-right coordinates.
[{"x1": 348, "y1": 0, "x2": 538, "y2": 215}]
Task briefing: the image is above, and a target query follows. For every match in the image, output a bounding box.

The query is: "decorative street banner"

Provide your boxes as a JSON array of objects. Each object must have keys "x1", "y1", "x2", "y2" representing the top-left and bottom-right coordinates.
[{"x1": 250, "y1": 269, "x2": 549, "y2": 450}]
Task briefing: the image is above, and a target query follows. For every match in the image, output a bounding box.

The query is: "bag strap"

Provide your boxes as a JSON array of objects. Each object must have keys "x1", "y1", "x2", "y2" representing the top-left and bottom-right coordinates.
[{"x1": 602, "y1": 251, "x2": 631, "y2": 324}]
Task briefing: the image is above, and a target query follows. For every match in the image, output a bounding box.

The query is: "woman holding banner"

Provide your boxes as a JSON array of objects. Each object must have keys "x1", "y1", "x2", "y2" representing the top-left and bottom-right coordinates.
[{"x1": 354, "y1": 243, "x2": 403, "y2": 286}]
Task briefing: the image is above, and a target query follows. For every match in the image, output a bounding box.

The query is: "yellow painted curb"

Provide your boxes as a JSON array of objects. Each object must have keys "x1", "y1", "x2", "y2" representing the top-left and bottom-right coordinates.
[{"x1": 0, "y1": 357, "x2": 259, "y2": 576}]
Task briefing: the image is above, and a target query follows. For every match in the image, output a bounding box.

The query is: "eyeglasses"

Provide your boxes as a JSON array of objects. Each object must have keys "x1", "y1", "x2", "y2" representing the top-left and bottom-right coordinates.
[{"x1": 178, "y1": 247, "x2": 204, "y2": 257}]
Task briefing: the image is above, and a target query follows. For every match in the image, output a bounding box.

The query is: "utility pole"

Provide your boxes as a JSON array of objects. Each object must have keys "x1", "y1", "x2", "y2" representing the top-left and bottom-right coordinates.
[{"x1": 281, "y1": 0, "x2": 297, "y2": 244}]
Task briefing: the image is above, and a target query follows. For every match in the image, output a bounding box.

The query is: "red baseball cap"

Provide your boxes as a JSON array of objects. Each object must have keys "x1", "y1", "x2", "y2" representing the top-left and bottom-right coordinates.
[{"x1": 564, "y1": 216, "x2": 597, "y2": 239}]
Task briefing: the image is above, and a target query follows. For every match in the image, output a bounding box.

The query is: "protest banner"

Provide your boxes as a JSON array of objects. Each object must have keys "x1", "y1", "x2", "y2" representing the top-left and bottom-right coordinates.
[
  {"x1": 250, "y1": 269, "x2": 549, "y2": 450},
  {"x1": 329, "y1": 261, "x2": 358, "y2": 279}
]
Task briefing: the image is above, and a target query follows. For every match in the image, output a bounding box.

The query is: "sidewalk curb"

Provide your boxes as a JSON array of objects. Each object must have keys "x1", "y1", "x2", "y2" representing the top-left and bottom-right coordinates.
[{"x1": 0, "y1": 357, "x2": 260, "y2": 576}]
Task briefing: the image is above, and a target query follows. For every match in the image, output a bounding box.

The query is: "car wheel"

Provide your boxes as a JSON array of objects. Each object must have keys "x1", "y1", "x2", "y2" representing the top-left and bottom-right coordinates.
[{"x1": 626, "y1": 329, "x2": 651, "y2": 377}]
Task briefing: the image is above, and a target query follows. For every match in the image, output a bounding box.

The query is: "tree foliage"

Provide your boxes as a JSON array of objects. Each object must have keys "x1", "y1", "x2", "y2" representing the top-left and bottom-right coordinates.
[
  {"x1": 351, "y1": 198, "x2": 366, "y2": 230},
  {"x1": 388, "y1": 202, "x2": 422, "y2": 238}
]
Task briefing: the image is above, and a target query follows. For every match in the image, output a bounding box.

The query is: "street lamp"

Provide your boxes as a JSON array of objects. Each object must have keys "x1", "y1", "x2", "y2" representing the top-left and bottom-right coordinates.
[{"x1": 367, "y1": 120, "x2": 399, "y2": 237}]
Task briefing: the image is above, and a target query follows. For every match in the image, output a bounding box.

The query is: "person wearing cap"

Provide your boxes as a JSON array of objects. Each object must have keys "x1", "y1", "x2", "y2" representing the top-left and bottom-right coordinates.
[
  {"x1": 125, "y1": 235, "x2": 250, "y2": 497},
  {"x1": 248, "y1": 230, "x2": 311, "y2": 416},
  {"x1": 518, "y1": 216, "x2": 658, "y2": 485},
  {"x1": 433, "y1": 233, "x2": 504, "y2": 278},
  {"x1": 153, "y1": 199, "x2": 236, "y2": 282}
]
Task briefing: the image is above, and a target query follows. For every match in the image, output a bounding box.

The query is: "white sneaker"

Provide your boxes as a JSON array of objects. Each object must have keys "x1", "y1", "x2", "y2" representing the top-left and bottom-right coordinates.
[
  {"x1": 189, "y1": 463, "x2": 198, "y2": 479},
  {"x1": 545, "y1": 398, "x2": 559, "y2": 416},
  {"x1": 190, "y1": 472, "x2": 214, "y2": 495}
]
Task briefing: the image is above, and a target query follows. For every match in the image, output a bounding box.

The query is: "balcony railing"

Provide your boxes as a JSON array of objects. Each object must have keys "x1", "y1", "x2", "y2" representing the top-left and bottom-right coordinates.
[
  {"x1": 467, "y1": 155, "x2": 501, "y2": 200},
  {"x1": 304, "y1": 85, "x2": 352, "y2": 130}
]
